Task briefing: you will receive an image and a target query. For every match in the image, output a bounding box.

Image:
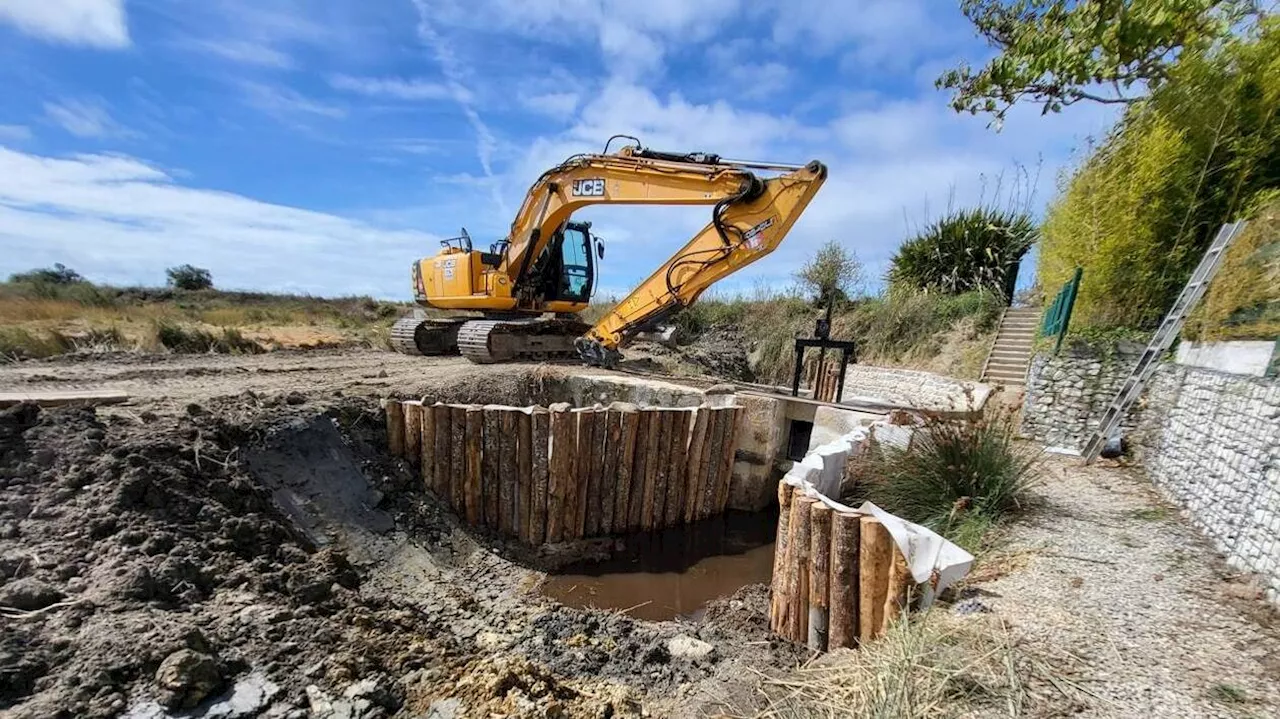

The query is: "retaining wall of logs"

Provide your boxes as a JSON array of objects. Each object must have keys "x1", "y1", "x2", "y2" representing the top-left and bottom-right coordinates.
[
  {"x1": 384, "y1": 399, "x2": 742, "y2": 545},
  {"x1": 770, "y1": 483, "x2": 917, "y2": 650}
]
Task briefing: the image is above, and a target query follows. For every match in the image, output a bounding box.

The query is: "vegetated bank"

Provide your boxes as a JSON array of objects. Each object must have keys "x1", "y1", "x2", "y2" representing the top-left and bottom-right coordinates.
[{"x1": 0, "y1": 276, "x2": 410, "y2": 361}]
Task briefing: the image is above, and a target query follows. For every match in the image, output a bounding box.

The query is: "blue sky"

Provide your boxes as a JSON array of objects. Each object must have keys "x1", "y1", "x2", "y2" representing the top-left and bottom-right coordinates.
[{"x1": 0, "y1": 0, "x2": 1118, "y2": 300}]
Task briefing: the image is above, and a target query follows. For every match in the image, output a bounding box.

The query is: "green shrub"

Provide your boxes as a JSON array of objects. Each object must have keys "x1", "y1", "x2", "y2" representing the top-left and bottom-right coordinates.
[
  {"x1": 1040, "y1": 19, "x2": 1280, "y2": 331},
  {"x1": 889, "y1": 207, "x2": 1035, "y2": 300},
  {"x1": 1184, "y1": 194, "x2": 1280, "y2": 340},
  {"x1": 0, "y1": 327, "x2": 73, "y2": 361},
  {"x1": 849, "y1": 411, "x2": 1039, "y2": 550},
  {"x1": 155, "y1": 322, "x2": 263, "y2": 354},
  {"x1": 8, "y1": 263, "x2": 83, "y2": 285},
  {"x1": 166, "y1": 265, "x2": 214, "y2": 291}
]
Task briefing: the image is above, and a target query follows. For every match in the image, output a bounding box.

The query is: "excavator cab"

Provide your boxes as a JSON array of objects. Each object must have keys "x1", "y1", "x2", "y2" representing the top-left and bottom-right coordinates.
[{"x1": 529, "y1": 221, "x2": 596, "y2": 304}]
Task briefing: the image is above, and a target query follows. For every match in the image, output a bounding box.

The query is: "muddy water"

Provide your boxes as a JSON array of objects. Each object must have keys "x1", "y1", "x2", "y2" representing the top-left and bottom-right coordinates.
[{"x1": 541, "y1": 510, "x2": 777, "y2": 622}]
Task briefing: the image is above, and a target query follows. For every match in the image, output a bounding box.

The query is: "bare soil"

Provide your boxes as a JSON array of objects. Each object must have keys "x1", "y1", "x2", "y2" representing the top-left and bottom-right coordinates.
[{"x1": 0, "y1": 350, "x2": 797, "y2": 718}]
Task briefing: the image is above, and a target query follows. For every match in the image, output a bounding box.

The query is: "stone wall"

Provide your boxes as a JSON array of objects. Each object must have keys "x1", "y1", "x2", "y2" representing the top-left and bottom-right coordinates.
[
  {"x1": 1136, "y1": 365, "x2": 1280, "y2": 603},
  {"x1": 1023, "y1": 345, "x2": 1280, "y2": 603},
  {"x1": 1019, "y1": 345, "x2": 1144, "y2": 450},
  {"x1": 841, "y1": 364, "x2": 991, "y2": 413}
]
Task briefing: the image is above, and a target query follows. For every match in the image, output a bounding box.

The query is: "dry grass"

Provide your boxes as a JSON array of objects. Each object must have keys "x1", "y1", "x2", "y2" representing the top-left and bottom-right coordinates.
[{"x1": 750, "y1": 613, "x2": 1026, "y2": 719}]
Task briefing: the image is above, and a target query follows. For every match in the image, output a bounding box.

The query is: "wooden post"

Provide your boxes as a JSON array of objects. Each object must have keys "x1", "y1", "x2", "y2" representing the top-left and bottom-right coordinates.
[
  {"x1": 403, "y1": 401, "x2": 422, "y2": 466},
  {"x1": 385, "y1": 399, "x2": 404, "y2": 457},
  {"x1": 420, "y1": 399, "x2": 436, "y2": 491},
  {"x1": 882, "y1": 547, "x2": 914, "y2": 635},
  {"x1": 498, "y1": 411, "x2": 518, "y2": 537},
  {"x1": 625, "y1": 410, "x2": 651, "y2": 532},
  {"x1": 641, "y1": 409, "x2": 668, "y2": 531},
  {"x1": 450, "y1": 406, "x2": 466, "y2": 512},
  {"x1": 859, "y1": 516, "x2": 893, "y2": 644},
  {"x1": 432, "y1": 404, "x2": 452, "y2": 499},
  {"x1": 482, "y1": 408, "x2": 502, "y2": 528},
  {"x1": 683, "y1": 408, "x2": 710, "y2": 524},
  {"x1": 547, "y1": 403, "x2": 574, "y2": 543},
  {"x1": 828, "y1": 511, "x2": 861, "y2": 650},
  {"x1": 808, "y1": 503, "x2": 832, "y2": 652},
  {"x1": 713, "y1": 407, "x2": 741, "y2": 514},
  {"x1": 614, "y1": 405, "x2": 641, "y2": 532},
  {"x1": 579, "y1": 409, "x2": 604, "y2": 538},
  {"x1": 516, "y1": 410, "x2": 533, "y2": 544},
  {"x1": 663, "y1": 410, "x2": 691, "y2": 527},
  {"x1": 529, "y1": 407, "x2": 550, "y2": 545},
  {"x1": 788, "y1": 491, "x2": 814, "y2": 643},
  {"x1": 698, "y1": 408, "x2": 728, "y2": 519},
  {"x1": 769, "y1": 482, "x2": 793, "y2": 635},
  {"x1": 464, "y1": 406, "x2": 484, "y2": 525},
  {"x1": 599, "y1": 405, "x2": 623, "y2": 535}
]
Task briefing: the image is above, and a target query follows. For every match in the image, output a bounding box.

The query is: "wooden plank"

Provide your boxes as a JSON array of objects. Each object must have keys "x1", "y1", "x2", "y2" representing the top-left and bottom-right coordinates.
[
  {"x1": 580, "y1": 409, "x2": 605, "y2": 538},
  {"x1": 517, "y1": 410, "x2": 533, "y2": 544},
  {"x1": 828, "y1": 511, "x2": 861, "y2": 650},
  {"x1": 403, "y1": 401, "x2": 422, "y2": 466},
  {"x1": 698, "y1": 407, "x2": 728, "y2": 519},
  {"x1": 713, "y1": 407, "x2": 741, "y2": 514},
  {"x1": 482, "y1": 407, "x2": 502, "y2": 528},
  {"x1": 882, "y1": 546, "x2": 914, "y2": 635},
  {"x1": 547, "y1": 403, "x2": 574, "y2": 543},
  {"x1": 385, "y1": 399, "x2": 404, "y2": 457},
  {"x1": 498, "y1": 410, "x2": 518, "y2": 537},
  {"x1": 859, "y1": 516, "x2": 893, "y2": 644},
  {"x1": 0, "y1": 390, "x2": 129, "y2": 408},
  {"x1": 641, "y1": 409, "x2": 669, "y2": 531},
  {"x1": 529, "y1": 407, "x2": 551, "y2": 545},
  {"x1": 662, "y1": 410, "x2": 691, "y2": 527},
  {"x1": 682, "y1": 408, "x2": 710, "y2": 524},
  {"x1": 432, "y1": 404, "x2": 452, "y2": 499},
  {"x1": 626, "y1": 411, "x2": 651, "y2": 532},
  {"x1": 450, "y1": 406, "x2": 466, "y2": 512},
  {"x1": 420, "y1": 399, "x2": 435, "y2": 490},
  {"x1": 599, "y1": 405, "x2": 623, "y2": 535},
  {"x1": 614, "y1": 405, "x2": 641, "y2": 532},
  {"x1": 808, "y1": 503, "x2": 833, "y2": 651},
  {"x1": 769, "y1": 481, "x2": 793, "y2": 635},
  {"x1": 464, "y1": 406, "x2": 484, "y2": 525},
  {"x1": 788, "y1": 493, "x2": 814, "y2": 643}
]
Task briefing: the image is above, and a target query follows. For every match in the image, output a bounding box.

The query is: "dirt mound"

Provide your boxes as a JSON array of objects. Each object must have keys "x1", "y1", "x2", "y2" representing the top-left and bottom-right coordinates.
[{"x1": 631, "y1": 326, "x2": 755, "y2": 382}]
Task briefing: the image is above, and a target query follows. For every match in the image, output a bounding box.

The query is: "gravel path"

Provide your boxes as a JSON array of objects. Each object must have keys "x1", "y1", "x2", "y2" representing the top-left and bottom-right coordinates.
[{"x1": 971, "y1": 454, "x2": 1280, "y2": 718}]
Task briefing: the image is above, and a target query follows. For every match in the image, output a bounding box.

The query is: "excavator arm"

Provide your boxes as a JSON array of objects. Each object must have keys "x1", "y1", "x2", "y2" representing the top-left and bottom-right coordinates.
[{"x1": 575, "y1": 158, "x2": 827, "y2": 367}]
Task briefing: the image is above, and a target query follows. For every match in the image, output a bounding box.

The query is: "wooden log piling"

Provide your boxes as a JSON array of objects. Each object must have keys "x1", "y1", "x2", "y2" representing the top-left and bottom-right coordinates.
[
  {"x1": 547, "y1": 403, "x2": 574, "y2": 543},
  {"x1": 808, "y1": 503, "x2": 832, "y2": 652},
  {"x1": 580, "y1": 409, "x2": 604, "y2": 538},
  {"x1": 385, "y1": 399, "x2": 404, "y2": 458},
  {"x1": 420, "y1": 400, "x2": 436, "y2": 490},
  {"x1": 432, "y1": 404, "x2": 452, "y2": 499},
  {"x1": 615, "y1": 405, "x2": 640, "y2": 532},
  {"x1": 529, "y1": 407, "x2": 550, "y2": 545},
  {"x1": 662, "y1": 410, "x2": 691, "y2": 527},
  {"x1": 828, "y1": 511, "x2": 860, "y2": 650},
  {"x1": 626, "y1": 410, "x2": 651, "y2": 532},
  {"x1": 858, "y1": 516, "x2": 893, "y2": 644},
  {"x1": 482, "y1": 408, "x2": 502, "y2": 528},
  {"x1": 683, "y1": 408, "x2": 710, "y2": 524},
  {"x1": 599, "y1": 406, "x2": 623, "y2": 535},
  {"x1": 769, "y1": 482, "x2": 793, "y2": 635},
  {"x1": 464, "y1": 406, "x2": 484, "y2": 525},
  {"x1": 403, "y1": 401, "x2": 422, "y2": 466},
  {"x1": 498, "y1": 411, "x2": 518, "y2": 536},
  {"x1": 449, "y1": 406, "x2": 466, "y2": 512},
  {"x1": 516, "y1": 410, "x2": 533, "y2": 543}
]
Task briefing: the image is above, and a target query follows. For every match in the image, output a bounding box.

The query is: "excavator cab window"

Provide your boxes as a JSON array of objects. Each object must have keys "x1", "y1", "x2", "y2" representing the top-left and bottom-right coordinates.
[{"x1": 558, "y1": 224, "x2": 592, "y2": 302}]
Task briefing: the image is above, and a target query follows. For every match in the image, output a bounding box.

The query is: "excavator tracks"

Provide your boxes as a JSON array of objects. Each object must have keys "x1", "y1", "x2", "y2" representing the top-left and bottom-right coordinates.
[
  {"x1": 457, "y1": 319, "x2": 591, "y2": 364},
  {"x1": 389, "y1": 316, "x2": 465, "y2": 356}
]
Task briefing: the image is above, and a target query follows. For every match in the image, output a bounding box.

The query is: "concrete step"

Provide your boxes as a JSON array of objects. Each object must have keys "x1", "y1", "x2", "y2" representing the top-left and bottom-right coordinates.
[
  {"x1": 989, "y1": 350, "x2": 1031, "y2": 361},
  {"x1": 995, "y1": 332, "x2": 1036, "y2": 341},
  {"x1": 983, "y1": 376, "x2": 1027, "y2": 386},
  {"x1": 992, "y1": 339, "x2": 1035, "y2": 349},
  {"x1": 998, "y1": 322, "x2": 1040, "y2": 331},
  {"x1": 986, "y1": 361, "x2": 1029, "y2": 374}
]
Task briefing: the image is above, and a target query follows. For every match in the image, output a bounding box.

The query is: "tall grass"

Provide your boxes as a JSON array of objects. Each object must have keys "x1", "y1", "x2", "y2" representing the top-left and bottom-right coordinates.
[{"x1": 848, "y1": 409, "x2": 1040, "y2": 551}]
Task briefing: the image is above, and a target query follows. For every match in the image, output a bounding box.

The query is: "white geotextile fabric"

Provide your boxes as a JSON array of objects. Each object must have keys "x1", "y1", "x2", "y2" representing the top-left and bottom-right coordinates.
[{"x1": 781, "y1": 424, "x2": 974, "y2": 603}]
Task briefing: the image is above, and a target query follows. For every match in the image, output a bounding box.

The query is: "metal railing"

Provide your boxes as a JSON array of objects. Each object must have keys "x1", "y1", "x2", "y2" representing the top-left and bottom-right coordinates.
[{"x1": 1041, "y1": 267, "x2": 1083, "y2": 354}]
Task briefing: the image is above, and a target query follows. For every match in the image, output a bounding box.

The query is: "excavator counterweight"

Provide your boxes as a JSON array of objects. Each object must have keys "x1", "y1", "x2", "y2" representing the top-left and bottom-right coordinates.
[{"x1": 391, "y1": 138, "x2": 826, "y2": 365}]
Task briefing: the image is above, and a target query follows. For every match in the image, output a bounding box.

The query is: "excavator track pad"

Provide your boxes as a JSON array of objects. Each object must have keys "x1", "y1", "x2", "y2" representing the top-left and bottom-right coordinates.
[
  {"x1": 457, "y1": 318, "x2": 592, "y2": 364},
  {"x1": 389, "y1": 316, "x2": 465, "y2": 356}
]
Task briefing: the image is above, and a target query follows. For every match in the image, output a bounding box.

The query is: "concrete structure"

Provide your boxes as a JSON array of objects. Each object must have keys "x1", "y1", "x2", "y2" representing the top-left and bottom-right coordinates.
[
  {"x1": 1023, "y1": 344, "x2": 1280, "y2": 604},
  {"x1": 1175, "y1": 340, "x2": 1277, "y2": 378},
  {"x1": 982, "y1": 307, "x2": 1041, "y2": 386}
]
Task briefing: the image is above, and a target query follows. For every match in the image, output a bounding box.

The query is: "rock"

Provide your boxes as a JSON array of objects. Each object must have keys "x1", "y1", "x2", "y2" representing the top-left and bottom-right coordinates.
[
  {"x1": 201, "y1": 672, "x2": 282, "y2": 718},
  {"x1": 425, "y1": 698, "x2": 461, "y2": 719},
  {"x1": 155, "y1": 649, "x2": 223, "y2": 710},
  {"x1": 285, "y1": 392, "x2": 307, "y2": 406},
  {"x1": 0, "y1": 577, "x2": 64, "y2": 611},
  {"x1": 665, "y1": 635, "x2": 714, "y2": 662}
]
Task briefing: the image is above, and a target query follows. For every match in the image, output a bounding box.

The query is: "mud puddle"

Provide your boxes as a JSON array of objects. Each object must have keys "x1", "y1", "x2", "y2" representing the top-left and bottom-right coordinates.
[{"x1": 541, "y1": 510, "x2": 777, "y2": 621}]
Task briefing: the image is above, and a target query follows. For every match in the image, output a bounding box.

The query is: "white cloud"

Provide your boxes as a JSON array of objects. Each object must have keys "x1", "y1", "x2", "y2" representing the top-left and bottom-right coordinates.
[
  {"x1": 520, "y1": 91, "x2": 580, "y2": 120},
  {"x1": 0, "y1": 0, "x2": 127, "y2": 48},
  {"x1": 43, "y1": 98, "x2": 136, "y2": 138},
  {"x1": 329, "y1": 75, "x2": 452, "y2": 101},
  {"x1": 187, "y1": 39, "x2": 295, "y2": 68},
  {"x1": 241, "y1": 83, "x2": 346, "y2": 120},
  {"x1": 0, "y1": 125, "x2": 32, "y2": 141},
  {"x1": 0, "y1": 147, "x2": 437, "y2": 297}
]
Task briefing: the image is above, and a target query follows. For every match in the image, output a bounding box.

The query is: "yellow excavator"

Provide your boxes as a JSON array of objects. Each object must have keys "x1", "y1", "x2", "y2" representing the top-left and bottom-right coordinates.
[{"x1": 390, "y1": 136, "x2": 827, "y2": 367}]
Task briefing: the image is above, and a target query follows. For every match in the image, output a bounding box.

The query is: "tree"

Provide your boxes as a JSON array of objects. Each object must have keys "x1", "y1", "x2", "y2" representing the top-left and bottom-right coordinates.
[
  {"x1": 937, "y1": 0, "x2": 1261, "y2": 123},
  {"x1": 795, "y1": 241, "x2": 864, "y2": 307},
  {"x1": 889, "y1": 208, "x2": 1036, "y2": 300},
  {"x1": 8, "y1": 263, "x2": 83, "y2": 285},
  {"x1": 166, "y1": 265, "x2": 213, "y2": 291}
]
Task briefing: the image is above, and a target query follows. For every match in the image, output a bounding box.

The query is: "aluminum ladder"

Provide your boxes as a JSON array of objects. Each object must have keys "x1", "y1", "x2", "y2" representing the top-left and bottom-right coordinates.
[{"x1": 1081, "y1": 220, "x2": 1248, "y2": 463}]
